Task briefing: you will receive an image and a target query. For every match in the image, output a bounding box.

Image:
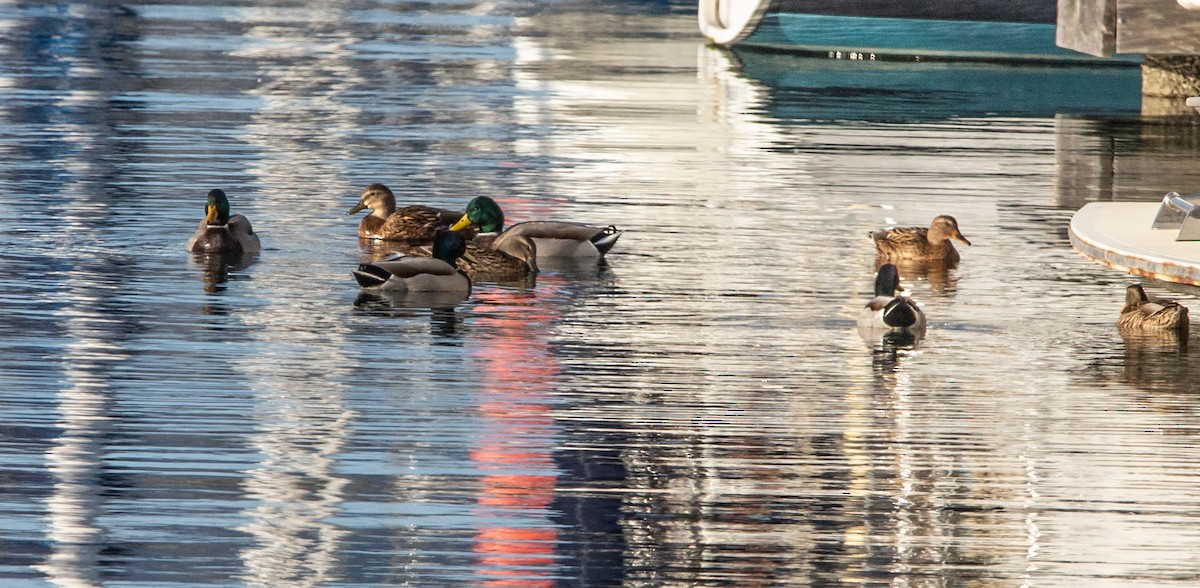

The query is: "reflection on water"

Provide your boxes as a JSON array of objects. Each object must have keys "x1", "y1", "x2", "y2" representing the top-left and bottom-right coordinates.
[
  {"x1": 192, "y1": 252, "x2": 258, "y2": 294},
  {"x1": 721, "y1": 46, "x2": 1143, "y2": 121},
  {"x1": 5, "y1": 0, "x2": 1200, "y2": 586}
]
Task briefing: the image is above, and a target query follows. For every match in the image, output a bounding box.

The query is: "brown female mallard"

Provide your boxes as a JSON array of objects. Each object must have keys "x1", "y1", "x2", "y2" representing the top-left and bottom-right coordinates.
[
  {"x1": 871, "y1": 215, "x2": 970, "y2": 263},
  {"x1": 1118, "y1": 284, "x2": 1189, "y2": 332},
  {"x1": 347, "y1": 183, "x2": 460, "y2": 243},
  {"x1": 458, "y1": 233, "x2": 538, "y2": 282}
]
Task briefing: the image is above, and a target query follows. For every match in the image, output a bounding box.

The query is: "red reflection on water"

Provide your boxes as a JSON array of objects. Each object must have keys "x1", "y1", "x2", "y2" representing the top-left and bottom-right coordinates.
[{"x1": 469, "y1": 282, "x2": 564, "y2": 587}]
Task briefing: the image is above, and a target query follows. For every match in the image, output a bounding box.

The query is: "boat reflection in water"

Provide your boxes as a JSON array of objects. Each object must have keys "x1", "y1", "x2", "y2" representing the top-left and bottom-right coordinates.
[{"x1": 708, "y1": 46, "x2": 1142, "y2": 123}]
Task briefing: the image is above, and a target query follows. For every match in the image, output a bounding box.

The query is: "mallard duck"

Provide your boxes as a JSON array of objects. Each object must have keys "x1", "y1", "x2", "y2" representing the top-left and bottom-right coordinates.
[
  {"x1": 406, "y1": 232, "x2": 538, "y2": 282},
  {"x1": 347, "y1": 183, "x2": 461, "y2": 242},
  {"x1": 871, "y1": 215, "x2": 970, "y2": 263},
  {"x1": 460, "y1": 233, "x2": 538, "y2": 281},
  {"x1": 449, "y1": 195, "x2": 622, "y2": 259},
  {"x1": 858, "y1": 263, "x2": 926, "y2": 333},
  {"x1": 1118, "y1": 284, "x2": 1189, "y2": 332},
  {"x1": 352, "y1": 230, "x2": 471, "y2": 293},
  {"x1": 187, "y1": 189, "x2": 261, "y2": 254}
]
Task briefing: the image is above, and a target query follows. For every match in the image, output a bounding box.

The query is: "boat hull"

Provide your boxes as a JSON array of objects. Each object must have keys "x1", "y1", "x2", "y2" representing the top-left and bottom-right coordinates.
[
  {"x1": 699, "y1": 0, "x2": 1138, "y2": 64},
  {"x1": 773, "y1": 0, "x2": 1054, "y2": 24},
  {"x1": 745, "y1": 12, "x2": 1136, "y2": 63}
]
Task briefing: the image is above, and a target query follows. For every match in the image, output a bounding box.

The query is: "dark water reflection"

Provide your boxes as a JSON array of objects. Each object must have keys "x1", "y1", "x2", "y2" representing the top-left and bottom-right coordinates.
[{"x1": 5, "y1": 0, "x2": 1200, "y2": 586}]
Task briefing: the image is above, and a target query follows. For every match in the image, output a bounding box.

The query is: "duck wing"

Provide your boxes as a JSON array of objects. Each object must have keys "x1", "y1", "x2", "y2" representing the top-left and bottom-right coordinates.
[
  {"x1": 501, "y1": 221, "x2": 623, "y2": 257},
  {"x1": 502, "y1": 221, "x2": 607, "y2": 241},
  {"x1": 1120, "y1": 299, "x2": 1189, "y2": 331},
  {"x1": 227, "y1": 214, "x2": 261, "y2": 253},
  {"x1": 459, "y1": 244, "x2": 531, "y2": 281},
  {"x1": 370, "y1": 256, "x2": 459, "y2": 278},
  {"x1": 872, "y1": 226, "x2": 928, "y2": 245},
  {"x1": 377, "y1": 205, "x2": 455, "y2": 242}
]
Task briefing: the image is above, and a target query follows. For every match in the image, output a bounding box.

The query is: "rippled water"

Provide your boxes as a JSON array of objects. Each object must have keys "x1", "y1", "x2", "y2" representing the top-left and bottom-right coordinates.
[{"x1": 5, "y1": 1, "x2": 1200, "y2": 586}]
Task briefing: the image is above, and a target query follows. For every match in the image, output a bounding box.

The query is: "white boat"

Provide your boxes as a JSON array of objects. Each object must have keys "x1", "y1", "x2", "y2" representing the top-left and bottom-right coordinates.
[{"x1": 1070, "y1": 194, "x2": 1200, "y2": 287}]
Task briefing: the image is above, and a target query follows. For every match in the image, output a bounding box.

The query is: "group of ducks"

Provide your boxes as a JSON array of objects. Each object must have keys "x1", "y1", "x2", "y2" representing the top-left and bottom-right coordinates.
[
  {"x1": 858, "y1": 215, "x2": 970, "y2": 338},
  {"x1": 187, "y1": 184, "x2": 623, "y2": 296},
  {"x1": 860, "y1": 214, "x2": 1191, "y2": 339},
  {"x1": 186, "y1": 189, "x2": 1189, "y2": 333}
]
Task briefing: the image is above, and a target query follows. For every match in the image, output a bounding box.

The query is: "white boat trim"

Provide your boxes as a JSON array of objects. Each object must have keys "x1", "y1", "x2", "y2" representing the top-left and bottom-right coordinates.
[{"x1": 698, "y1": 0, "x2": 776, "y2": 46}]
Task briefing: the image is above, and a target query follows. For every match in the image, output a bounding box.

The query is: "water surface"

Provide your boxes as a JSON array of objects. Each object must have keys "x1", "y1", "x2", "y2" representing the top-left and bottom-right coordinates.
[{"x1": 3, "y1": 1, "x2": 1200, "y2": 586}]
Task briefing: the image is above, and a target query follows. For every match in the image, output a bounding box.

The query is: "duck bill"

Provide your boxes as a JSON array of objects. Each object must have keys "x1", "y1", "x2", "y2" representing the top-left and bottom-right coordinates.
[
  {"x1": 449, "y1": 215, "x2": 473, "y2": 232},
  {"x1": 347, "y1": 202, "x2": 366, "y2": 215},
  {"x1": 204, "y1": 203, "x2": 219, "y2": 225},
  {"x1": 955, "y1": 231, "x2": 971, "y2": 246},
  {"x1": 460, "y1": 250, "x2": 478, "y2": 264}
]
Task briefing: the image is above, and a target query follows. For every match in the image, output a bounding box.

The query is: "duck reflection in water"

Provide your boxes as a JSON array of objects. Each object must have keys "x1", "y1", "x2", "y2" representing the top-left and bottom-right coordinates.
[
  {"x1": 353, "y1": 290, "x2": 468, "y2": 337},
  {"x1": 191, "y1": 250, "x2": 258, "y2": 295},
  {"x1": 1117, "y1": 326, "x2": 1195, "y2": 394},
  {"x1": 860, "y1": 329, "x2": 922, "y2": 373},
  {"x1": 875, "y1": 257, "x2": 958, "y2": 295}
]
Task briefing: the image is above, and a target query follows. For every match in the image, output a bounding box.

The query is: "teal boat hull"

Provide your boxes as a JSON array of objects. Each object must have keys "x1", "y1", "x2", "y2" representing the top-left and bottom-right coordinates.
[{"x1": 743, "y1": 12, "x2": 1140, "y2": 64}]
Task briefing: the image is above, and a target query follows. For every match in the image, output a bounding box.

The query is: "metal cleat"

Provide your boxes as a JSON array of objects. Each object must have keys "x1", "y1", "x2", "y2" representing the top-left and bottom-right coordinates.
[{"x1": 1152, "y1": 191, "x2": 1200, "y2": 240}]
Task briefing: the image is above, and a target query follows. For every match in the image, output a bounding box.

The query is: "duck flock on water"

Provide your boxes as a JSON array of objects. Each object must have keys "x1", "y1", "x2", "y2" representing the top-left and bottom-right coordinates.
[
  {"x1": 188, "y1": 187, "x2": 1189, "y2": 339},
  {"x1": 188, "y1": 184, "x2": 622, "y2": 297}
]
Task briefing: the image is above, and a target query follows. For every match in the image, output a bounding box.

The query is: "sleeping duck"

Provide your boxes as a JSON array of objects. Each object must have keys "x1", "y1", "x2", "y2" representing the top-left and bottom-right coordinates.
[
  {"x1": 459, "y1": 232, "x2": 539, "y2": 281},
  {"x1": 187, "y1": 189, "x2": 261, "y2": 254},
  {"x1": 408, "y1": 230, "x2": 539, "y2": 282},
  {"x1": 1118, "y1": 284, "x2": 1189, "y2": 332},
  {"x1": 858, "y1": 263, "x2": 926, "y2": 334},
  {"x1": 449, "y1": 195, "x2": 622, "y2": 259},
  {"x1": 352, "y1": 230, "x2": 471, "y2": 294},
  {"x1": 871, "y1": 215, "x2": 970, "y2": 263},
  {"x1": 347, "y1": 183, "x2": 461, "y2": 242}
]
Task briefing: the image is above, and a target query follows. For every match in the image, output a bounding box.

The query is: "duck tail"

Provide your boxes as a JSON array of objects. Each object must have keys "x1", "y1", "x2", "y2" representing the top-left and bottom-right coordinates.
[
  {"x1": 591, "y1": 225, "x2": 623, "y2": 255},
  {"x1": 881, "y1": 298, "x2": 918, "y2": 328},
  {"x1": 352, "y1": 264, "x2": 391, "y2": 288}
]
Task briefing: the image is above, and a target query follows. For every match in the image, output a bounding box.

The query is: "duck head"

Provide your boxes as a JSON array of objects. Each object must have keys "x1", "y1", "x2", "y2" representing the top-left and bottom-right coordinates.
[
  {"x1": 450, "y1": 196, "x2": 505, "y2": 234},
  {"x1": 928, "y1": 215, "x2": 971, "y2": 246},
  {"x1": 431, "y1": 230, "x2": 469, "y2": 265},
  {"x1": 204, "y1": 189, "x2": 232, "y2": 226},
  {"x1": 347, "y1": 183, "x2": 397, "y2": 218},
  {"x1": 874, "y1": 263, "x2": 902, "y2": 297}
]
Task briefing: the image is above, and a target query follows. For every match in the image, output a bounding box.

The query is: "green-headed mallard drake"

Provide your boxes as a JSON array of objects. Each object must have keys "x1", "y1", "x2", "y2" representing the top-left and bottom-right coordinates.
[
  {"x1": 347, "y1": 183, "x2": 461, "y2": 243},
  {"x1": 1118, "y1": 284, "x2": 1189, "y2": 332},
  {"x1": 450, "y1": 195, "x2": 622, "y2": 259},
  {"x1": 871, "y1": 215, "x2": 970, "y2": 263},
  {"x1": 352, "y1": 230, "x2": 471, "y2": 294},
  {"x1": 858, "y1": 263, "x2": 926, "y2": 333},
  {"x1": 187, "y1": 189, "x2": 261, "y2": 254}
]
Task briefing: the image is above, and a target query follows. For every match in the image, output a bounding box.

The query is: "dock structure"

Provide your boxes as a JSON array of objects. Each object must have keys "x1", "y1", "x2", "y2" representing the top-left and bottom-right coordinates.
[{"x1": 1058, "y1": 0, "x2": 1200, "y2": 100}]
